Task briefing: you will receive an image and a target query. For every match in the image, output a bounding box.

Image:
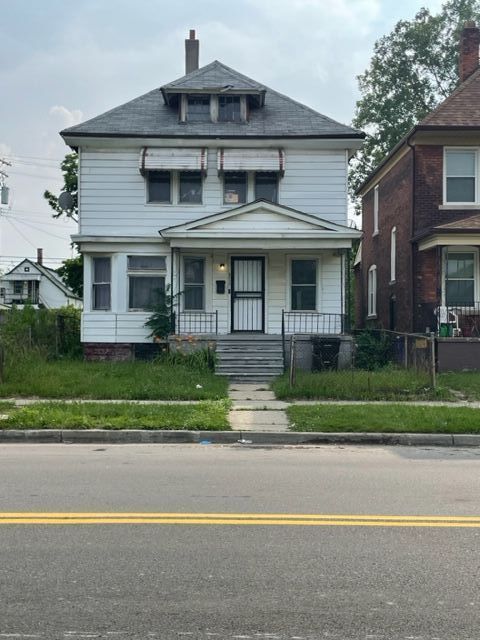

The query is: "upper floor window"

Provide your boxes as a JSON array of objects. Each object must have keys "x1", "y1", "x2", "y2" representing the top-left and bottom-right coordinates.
[
  {"x1": 373, "y1": 185, "x2": 379, "y2": 235},
  {"x1": 255, "y1": 172, "x2": 279, "y2": 203},
  {"x1": 187, "y1": 95, "x2": 210, "y2": 122},
  {"x1": 368, "y1": 265, "x2": 377, "y2": 317},
  {"x1": 146, "y1": 170, "x2": 202, "y2": 205},
  {"x1": 390, "y1": 226, "x2": 396, "y2": 283},
  {"x1": 224, "y1": 172, "x2": 247, "y2": 204},
  {"x1": 147, "y1": 171, "x2": 171, "y2": 204},
  {"x1": 445, "y1": 149, "x2": 476, "y2": 203},
  {"x1": 179, "y1": 171, "x2": 202, "y2": 204},
  {"x1": 219, "y1": 96, "x2": 241, "y2": 122}
]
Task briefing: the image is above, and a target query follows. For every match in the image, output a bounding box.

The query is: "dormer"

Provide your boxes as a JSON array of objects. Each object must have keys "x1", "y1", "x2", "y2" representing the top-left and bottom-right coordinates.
[{"x1": 160, "y1": 30, "x2": 266, "y2": 124}]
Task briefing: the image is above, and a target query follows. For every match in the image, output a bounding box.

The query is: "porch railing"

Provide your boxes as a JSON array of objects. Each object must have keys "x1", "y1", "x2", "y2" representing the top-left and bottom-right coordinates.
[
  {"x1": 174, "y1": 311, "x2": 218, "y2": 335},
  {"x1": 435, "y1": 303, "x2": 480, "y2": 337},
  {"x1": 281, "y1": 311, "x2": 347, "y2": 335}
]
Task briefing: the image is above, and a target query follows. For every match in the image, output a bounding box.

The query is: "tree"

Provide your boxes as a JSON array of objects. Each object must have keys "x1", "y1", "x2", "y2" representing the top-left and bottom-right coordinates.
[
  {"x1": 350, "y1": 0, "x2": 480, "y2": 204},
  {"x1": 56, "y1": 255, "x2": 83, "y2": 298},
  {"x1": 44, "y1": 152, "x2": 82, "y2": 296},
  {"x1": 44, "y1": 152, "x2": 78, "y2": 222}
]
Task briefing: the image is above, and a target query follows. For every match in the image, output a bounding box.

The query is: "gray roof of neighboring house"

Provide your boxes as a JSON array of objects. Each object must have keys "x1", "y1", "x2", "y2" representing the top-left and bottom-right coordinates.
[{"x1": 61, "y1": 61, "x2": 363, "y2": 140}]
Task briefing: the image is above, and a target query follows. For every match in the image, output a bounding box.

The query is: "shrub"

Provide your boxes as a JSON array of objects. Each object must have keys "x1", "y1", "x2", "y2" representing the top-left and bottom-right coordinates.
[{"x1": 354, "y1": 330, "x2": 393, "y2": 370}]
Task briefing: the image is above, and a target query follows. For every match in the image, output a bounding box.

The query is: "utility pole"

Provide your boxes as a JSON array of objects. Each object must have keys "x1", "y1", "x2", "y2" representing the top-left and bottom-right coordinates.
[{"x1": 0, "y1": 158, "x2": 11, "y2": 208}]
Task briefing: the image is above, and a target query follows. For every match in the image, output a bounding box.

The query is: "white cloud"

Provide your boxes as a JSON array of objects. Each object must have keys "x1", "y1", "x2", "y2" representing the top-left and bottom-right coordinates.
[{"x1": 49, "y1": 105, "x2": 83, "y2": 128}]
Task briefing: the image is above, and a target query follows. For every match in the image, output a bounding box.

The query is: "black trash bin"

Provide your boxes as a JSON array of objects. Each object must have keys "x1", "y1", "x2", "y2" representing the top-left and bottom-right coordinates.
[{"x1": 311, "y1": 337, "x2": 341, "y2": 371}]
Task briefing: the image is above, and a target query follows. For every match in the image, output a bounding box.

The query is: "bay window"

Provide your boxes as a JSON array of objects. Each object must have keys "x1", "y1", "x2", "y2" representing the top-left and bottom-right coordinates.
[
  {"x1": 128, "y1": 256, "x2": 166, "y2": 311},
  {"x1": 291, "y1": 259, "x2": 317, "y2": 310},
  {"x1": 92, "y1": 257, "x2": 111, "y2": 310}
]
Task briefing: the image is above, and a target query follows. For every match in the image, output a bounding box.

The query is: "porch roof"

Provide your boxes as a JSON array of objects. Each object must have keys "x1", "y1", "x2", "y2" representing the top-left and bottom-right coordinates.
[
  {"x1": 159, "y1": 199, "x2": 361, "y2": 249},
  {"x1": 417, "y1": 216, "x2": 480, "y2": 250}
]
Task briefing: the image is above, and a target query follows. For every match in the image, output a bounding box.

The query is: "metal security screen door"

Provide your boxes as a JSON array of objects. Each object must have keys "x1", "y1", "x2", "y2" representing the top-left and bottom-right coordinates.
[{"x1": 231, "y1": 257, "x2": 265, "y2": 332}]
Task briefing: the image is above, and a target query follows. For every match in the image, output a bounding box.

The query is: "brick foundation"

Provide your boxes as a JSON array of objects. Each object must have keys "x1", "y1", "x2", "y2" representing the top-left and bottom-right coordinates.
[{"x1": 83, "y1": 343, "x2": 133, "y2": 361}]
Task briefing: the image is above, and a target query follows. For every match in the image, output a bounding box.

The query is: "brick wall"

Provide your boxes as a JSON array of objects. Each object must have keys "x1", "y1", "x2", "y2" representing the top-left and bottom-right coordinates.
[
  {"x1": 84, "y1": 343, "x2": 133, "y2": 361},
  {"x1": 358, "y1": 150, "x2": 413, "y2": 332}
]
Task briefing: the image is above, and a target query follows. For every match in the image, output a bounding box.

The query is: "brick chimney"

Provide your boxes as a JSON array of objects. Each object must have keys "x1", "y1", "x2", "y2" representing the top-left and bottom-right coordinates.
[
  {"x1": 37, "y1": 248, "x2": 43, "y2": 266},
  {"x1": 459, "y1": 21, "x2": 480, "y2": 82},
  {"x1": 185, "y1": 29, "x2": 199, "y2": 74}
]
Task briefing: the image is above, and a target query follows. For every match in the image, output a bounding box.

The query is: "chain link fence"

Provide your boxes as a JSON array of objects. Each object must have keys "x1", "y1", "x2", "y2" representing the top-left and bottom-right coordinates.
[{"x1": 286, "y1": 329, "x2": 436, "y2": 390}]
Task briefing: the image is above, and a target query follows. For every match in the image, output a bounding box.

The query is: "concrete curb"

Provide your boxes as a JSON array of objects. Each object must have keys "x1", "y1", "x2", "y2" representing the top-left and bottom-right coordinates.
[{"x1": 0, "y1": 429, "x2": 479, "y2": 446}]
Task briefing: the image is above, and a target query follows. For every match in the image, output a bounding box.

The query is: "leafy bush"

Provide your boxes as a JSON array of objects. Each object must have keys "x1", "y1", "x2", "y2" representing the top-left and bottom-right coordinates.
[
  {"x1": 0, "y1": 305, "x2": 81, "y2": 362},
  {"x1": 354, "y1": 330, "x2": 393, "y2": 370},
  {"x1": 158, "y1": 345, "x2": 216, "y2": 372}
]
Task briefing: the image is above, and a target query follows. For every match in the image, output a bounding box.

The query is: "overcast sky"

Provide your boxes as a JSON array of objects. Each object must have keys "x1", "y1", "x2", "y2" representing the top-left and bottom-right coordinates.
[{"x1": 0, "y1": 0, "x2": 443, "y2": 270}]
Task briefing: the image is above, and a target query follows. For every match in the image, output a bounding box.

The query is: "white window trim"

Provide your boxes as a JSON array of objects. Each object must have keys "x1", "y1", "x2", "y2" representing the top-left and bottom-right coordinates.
[
  {"x1": 390, "y1": 226, "x2": 396, "y2": 283},
  {"x1": 92, "y1": 255, "x2": 112, "y2": 312},
  {"x1": 442, "y1": 246, "x2": 479, "y2": 307},
  {"x1": 286, "y1": 256, "x2": 320, "y2": 312},
  {"x1": 182, "y1": 255, "x2": 207, "y2": 312},
  {"x1": 127, "y1": 255, "x2": 167, "y2": 312},
  {"x1": 368, "y1": 264, "x2": 377, "y2": 318},
  {"x1": 373, "y1": 185, "x2": 379, "y2": 236},
  {"x1": 145, "y1": 170, "x2": 203, "y2": 206},
  {"x1": 443, "y1": 147, "x2": 478, "y2": 206}
]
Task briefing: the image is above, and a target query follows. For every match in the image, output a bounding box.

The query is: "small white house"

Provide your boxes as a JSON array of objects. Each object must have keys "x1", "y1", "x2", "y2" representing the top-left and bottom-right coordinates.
[
  {"x1": 0, "y1": 257, "x2": 82, "y2": 310},
  {"x1": 61, "y1": 32, "x2": 363, "y2": 376}
]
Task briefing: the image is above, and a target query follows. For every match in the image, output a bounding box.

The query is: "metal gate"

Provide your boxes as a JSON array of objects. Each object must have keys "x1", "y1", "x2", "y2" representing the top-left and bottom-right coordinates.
[{"x1": 231, "y1": 257, "x2": 265, "y2": 332}]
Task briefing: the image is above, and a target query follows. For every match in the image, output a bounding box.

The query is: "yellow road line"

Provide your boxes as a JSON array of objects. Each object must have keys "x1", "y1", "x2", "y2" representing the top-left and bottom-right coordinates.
[{"x1": 0, "y1": 512, "x2": 479, "y2": 527}]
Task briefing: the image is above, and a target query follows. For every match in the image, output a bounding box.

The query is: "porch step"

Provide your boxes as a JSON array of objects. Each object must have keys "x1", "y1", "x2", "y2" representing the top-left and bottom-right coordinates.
[{"x1": 215, "y1": 337, "x2": 284, "y2": 383}]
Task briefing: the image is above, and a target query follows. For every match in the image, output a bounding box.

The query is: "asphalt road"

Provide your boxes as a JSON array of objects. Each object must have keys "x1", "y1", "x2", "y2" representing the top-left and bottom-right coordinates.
[{"x1": 0, "y1": 443, "x2": 479, "y2": 640}]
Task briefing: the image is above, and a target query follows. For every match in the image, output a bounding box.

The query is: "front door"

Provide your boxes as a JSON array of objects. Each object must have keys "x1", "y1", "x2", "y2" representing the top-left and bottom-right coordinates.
[{"x1": 231, "y1": 257, "x2": 265, "y2": 332}]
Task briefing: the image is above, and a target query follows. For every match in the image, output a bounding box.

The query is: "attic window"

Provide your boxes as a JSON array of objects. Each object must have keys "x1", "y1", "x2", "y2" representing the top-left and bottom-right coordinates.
[
  {"x1": 218, "y1": 96, "x2": 241, "y2": 122},
  {"x1": 187, "y1": 95, "x2": 210, "y2": 122}
]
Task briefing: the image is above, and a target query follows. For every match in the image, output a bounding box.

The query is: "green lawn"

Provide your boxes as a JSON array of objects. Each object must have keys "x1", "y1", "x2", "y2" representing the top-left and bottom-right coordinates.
[
  {"x1": 273, "y1": 369, "x2": 450, "y2": 401},
  {"x1": 0, "y1": 358, "x2": 228, "y2": 400},
  {"x1": 439, "y1": 371, "x2": 480, "y2": 401},
  {"x1": 2, "y1": 401, "x2": 230, "y2": 430},
  {"x1": 287, "y1": 404, "x2": 480, "y2": 433}
]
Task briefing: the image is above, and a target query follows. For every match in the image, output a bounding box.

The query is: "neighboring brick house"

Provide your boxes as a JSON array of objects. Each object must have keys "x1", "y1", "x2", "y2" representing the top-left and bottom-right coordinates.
[{"x1": 356, "y1": 22, "x2": 480, "y2": 342}]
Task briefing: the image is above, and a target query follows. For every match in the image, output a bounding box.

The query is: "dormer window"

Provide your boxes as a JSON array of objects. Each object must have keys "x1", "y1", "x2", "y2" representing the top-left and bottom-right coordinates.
[
  {"x1": 187, "y1": 95, "x2": 210, "y2": 122},
  {"x1": 218, "y1": 96, "x2": 242, "y2": 122}
]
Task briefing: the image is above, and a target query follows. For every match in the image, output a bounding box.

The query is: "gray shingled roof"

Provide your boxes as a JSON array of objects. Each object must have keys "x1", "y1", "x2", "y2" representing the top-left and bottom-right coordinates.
[
  {"x1": 61, "y1": 61, "x2": 363, "y2": 139},
  {"x1": 162, "y1": 60, "x2": 265, "y2": 91}
]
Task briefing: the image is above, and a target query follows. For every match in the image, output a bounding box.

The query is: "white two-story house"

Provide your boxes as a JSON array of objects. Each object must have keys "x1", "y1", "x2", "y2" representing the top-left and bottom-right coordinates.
[{"x1": 61, "y1": 31, "x2": 363, "y2": 376}]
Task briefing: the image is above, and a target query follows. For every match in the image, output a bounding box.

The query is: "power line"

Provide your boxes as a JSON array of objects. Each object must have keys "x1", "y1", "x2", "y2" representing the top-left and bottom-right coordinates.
[
  {"x1": 5, "y1": 216, "x2": 73, "y2": 241},
  {"x1": 4, "y1": 217, "x2": 38, "y2": 250}
]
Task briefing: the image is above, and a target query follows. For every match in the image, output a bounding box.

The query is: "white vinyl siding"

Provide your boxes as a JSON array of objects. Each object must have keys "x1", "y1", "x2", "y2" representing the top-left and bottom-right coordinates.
[{"x1": 79, "y1": 147, "x2": 349, "y2": 235}]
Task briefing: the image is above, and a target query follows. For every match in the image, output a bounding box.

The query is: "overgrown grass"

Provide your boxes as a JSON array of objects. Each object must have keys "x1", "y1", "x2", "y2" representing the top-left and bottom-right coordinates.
[
  {"x1": 272, "y1": 369, "x2": 452, "y2": 401},
  {"x1": 3, "y1": 401, "x2": 230, "y2": 430},
  {"x1": 0, "y1": 357, "x2": 228, "y2": 400},
  {"x1": 439, "y1": 372, "x2": 480, "y2": 401},
  {"x1": 287, "y1": 404, "x2": 480, "y2": 433}
]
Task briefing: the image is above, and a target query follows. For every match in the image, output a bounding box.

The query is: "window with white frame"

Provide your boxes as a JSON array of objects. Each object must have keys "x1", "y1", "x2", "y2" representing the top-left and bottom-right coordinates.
[
  {"x1": 373, "y1": 185, "x2": 379, "y2": 235},
  {"x1": 368, "y1": 265, "x2": 377, "y2": 316},
  {"x1": 92, "y1": 257, "x2": 111, "y2": 310},
  {"x1": 291, "y1": 259, "x2": 317, "y2": 310},
  {"x1": 128, "y1": 255, "x2": 166, "y2": 311},
  {"x1": 445, "y1": 149, "x2": 477, "y2": 203},
  {"x1": 390, "y1": 226, "x2": 396, "y2": 282},
  {"x1": 445, "y1": 251, "x2": 475, "y2": 306},
  {"x1": 146, "y1": 171, "x2": 202, "y2": 204},
  {"x1": 183, "y1": 257, "x2": 205, "y2": 310},
  {"x1": 254, "y1": 172, "x2": 279, "y2": 203},
  {"x1": 224, "y1": 172, "x2": 247, "y2": 204}
]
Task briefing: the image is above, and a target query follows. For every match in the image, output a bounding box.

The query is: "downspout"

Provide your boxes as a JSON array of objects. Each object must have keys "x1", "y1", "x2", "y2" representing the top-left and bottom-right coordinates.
[{"x1": 406, "y1": 133, "x2": 416, "y2": 332}]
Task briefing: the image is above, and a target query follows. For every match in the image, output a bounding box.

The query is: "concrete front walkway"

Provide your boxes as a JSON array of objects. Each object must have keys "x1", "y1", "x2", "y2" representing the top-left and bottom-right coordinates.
[{"x1": 228, "y1": 383, "x2": 289, "y2": 432}]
